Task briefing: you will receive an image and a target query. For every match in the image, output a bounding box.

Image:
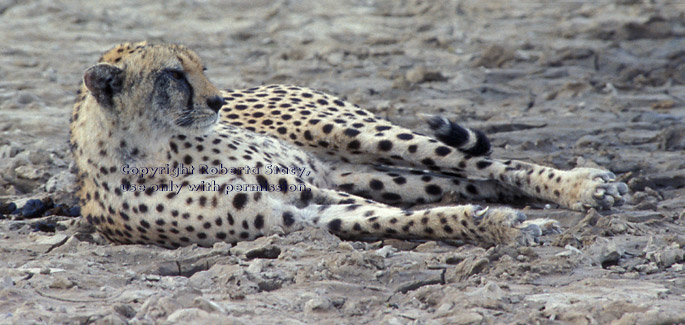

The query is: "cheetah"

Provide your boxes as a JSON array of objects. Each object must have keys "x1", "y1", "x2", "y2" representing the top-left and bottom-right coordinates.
[{"x1": 69, "y1": 42, "x2": 628, "y2": 249}]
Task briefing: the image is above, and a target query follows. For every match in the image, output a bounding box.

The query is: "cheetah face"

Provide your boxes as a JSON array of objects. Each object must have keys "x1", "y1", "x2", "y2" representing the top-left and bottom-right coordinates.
[{"x1": 83, "y1": 43, "x2": 225, "y2": 135}]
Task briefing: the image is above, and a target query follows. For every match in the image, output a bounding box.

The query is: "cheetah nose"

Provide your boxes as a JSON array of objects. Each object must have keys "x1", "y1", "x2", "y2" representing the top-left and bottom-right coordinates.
[{"x1": 207, "y1": 96, "x2": 225, "y2": 113}]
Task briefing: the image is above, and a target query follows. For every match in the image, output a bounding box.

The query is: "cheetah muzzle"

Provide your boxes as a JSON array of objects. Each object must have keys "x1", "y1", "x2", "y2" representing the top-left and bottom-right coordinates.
[{"x1": 70, "y1": 42, "x2": 628, "y2": 249}]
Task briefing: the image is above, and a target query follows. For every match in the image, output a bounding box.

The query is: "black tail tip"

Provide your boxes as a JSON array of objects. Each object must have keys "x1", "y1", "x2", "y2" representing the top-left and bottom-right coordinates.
[{"x1": 425, "y1": 115, "x2": 491, "y2": 156}]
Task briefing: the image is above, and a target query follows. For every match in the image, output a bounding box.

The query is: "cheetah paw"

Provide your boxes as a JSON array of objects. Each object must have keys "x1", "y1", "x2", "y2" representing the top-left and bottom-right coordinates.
[
  {"x1": 518, "y1": 218, "x2": 562, "y2": 236},
  {"x1": 474, "y1": 206, "x2": 543, "y2": 246},
  {"x1": 564, "y1": 168, "x2": 629, "y2": 211}
]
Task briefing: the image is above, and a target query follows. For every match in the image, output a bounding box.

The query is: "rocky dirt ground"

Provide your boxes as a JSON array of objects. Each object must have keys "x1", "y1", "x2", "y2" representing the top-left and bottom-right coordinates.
[{"x1": 1, "y1": 0, "x2": 685, "y2": 324}]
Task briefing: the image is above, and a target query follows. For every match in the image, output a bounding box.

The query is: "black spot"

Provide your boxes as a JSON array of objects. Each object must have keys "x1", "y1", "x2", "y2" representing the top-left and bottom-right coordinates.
[
  {"x1": 233, "y1": 193, "x2": 248, "y2": 209},
  {"x1": 277, "y1": 127, "x2": 287, "y2": 134},
  {"x1": 303, "y1": 130, "x2": 313, "y2": 141},
  {"x1": 476, "y1": 161, "x2": 492, "y2": 169},
  {"x1": 216, "y1": 232, "x2": 227, "y2": 240},
  {"x1": 344, "y1": 128, "x2": 360, "y2": 137},
  {"x1": 378, "y1": 140, "x2": 393, "y2": 151},
  {"x1": 345, "y1": 204, "x2": 360, "y2": 211},
  {"x1": 376, "y1": 126, "x2": 391, "y2": 131},
  {"x1": 435, "y1": 146, "x2": 452, "y2": 156},
  {"x1": 347, "y1": 140, "x2": 360, "y2": 150},
  {"x1": 328, "y1": 218, "x2": 342, "y2": 232},
  {"x1": 256, "y1": 175, "x2": 269, "y2": 190},
  {"x1": 140, "y1": 220, "x2": 151, "y2": 229},
  {"x1": 393, "y1": 177, "x2": 406, "y2": 185},
  {"x1": 239, "y1": 232, "x2": 249, "y2": 239},
  {"x1": 156, "y1": 204, "x2": 164, "y2": 212},
  {"x1": 254, "y1": 214, "x2": 264, "y2": 229},
  {"x1": 282, "y1": 212, "x2": 295, "y2": 226},
  {"x1": 381, "y1": 192, "x2": 401, "y2": 201},
  {"x1": 425, "y1": 185, "x2": 442, "y2": 196},
  {"x1": 397, "y1": 133, "x2": 414, "y2": 140},
  {"x1": 300, "y1": 190, "x2": 313, "y2": 204},
  {"x1": 203, "y1": 222, "x2": 211, "y2": 229},
  {"x1": 139, "y1": 204, "x2": 148, "y2": 213},
  {"x1": 322, "y1": 124, "x2": 334, "y2": 134},
  {"x1": 369, "y1": 179, "x2": 384, "y2": 190},
  {"x1": 421, "y1": 158, "x2": 435, "y2": 166},
  {"x1": 466, "y1": 184, "x2": 478, "y2": 195},
  {"x1": 408, "y1": 145, "x2": 417, "y2": 153}
]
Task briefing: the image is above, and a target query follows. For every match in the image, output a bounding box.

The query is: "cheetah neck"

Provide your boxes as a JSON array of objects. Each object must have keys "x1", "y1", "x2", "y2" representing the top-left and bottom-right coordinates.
[{"x1": 72, "y1": 98, "x2": 175, "y2": 177}]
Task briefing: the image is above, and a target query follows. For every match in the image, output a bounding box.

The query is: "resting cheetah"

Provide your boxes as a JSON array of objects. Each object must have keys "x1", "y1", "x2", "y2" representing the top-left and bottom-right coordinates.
[{"x1": 69, "y1": 42, "x2": 628, "y2": 249}]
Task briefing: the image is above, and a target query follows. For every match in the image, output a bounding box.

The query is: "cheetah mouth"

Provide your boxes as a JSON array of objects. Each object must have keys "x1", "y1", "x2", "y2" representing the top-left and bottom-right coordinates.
[{"x1": 174, "y1": 110, "x2": 218, "y2": 130}]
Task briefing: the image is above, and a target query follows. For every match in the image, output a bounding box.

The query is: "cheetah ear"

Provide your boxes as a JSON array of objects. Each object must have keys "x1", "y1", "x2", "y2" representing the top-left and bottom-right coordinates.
[{"x1": 83, "y1": 63, "x2": 124, "y2": 109}]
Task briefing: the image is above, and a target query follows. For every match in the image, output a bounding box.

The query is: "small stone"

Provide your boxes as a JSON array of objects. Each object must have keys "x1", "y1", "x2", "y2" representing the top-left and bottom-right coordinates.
[
  {"x1": 18, "y1": 199, "x2": 48, "y2": 219},
  {"x1": 45, "y1": 171, "x2": 76, "y2": 193},
  {"x1": 49, "y1": 278, "x2": 76, "y2": 289},
  {"x1": 337, "y1": 242, "x2": 355, "y2": 251},
  {"x1": 634, "y1": 262, "x2": 659, "y2": 274},
  {"x1": 304, "y1": 297, "x2": 332, "y2": 313},
  {"x1": 16, "y1": 92, "x2": 39, "y2": 105},
  {"x1": 374, "y1": 245, "x2": 396, "y2": 258},
  {"x1": 0, "y1": 144, "x2": 20, "y2": 158},
  {"x1": 33, "y1": 233, "x2": 67, "y2": 247},
  {"x1": 14, "y1": 165, "x2": 43, "y2": 180},
  {"x1": 193, "y1": 297, "x2": 225, "y2": 314},
  {"x1": 0, "y1": 202, "x2": 17, "y2": 214},
  {"x1": 245, "y1": 245, "x2": 281, "y2": 260},
  {"x1": 406, "y1": 66, "x2": 447, "y2": 83}
]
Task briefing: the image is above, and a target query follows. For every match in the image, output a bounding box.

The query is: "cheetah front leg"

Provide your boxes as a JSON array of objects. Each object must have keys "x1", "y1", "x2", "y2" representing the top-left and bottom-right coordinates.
[
  {"x1": 473, "y1": 160, "x2": 629, "y2": 211},
  {"x1": 418, "y1": 116, "x2": 629, "y2": 211}
]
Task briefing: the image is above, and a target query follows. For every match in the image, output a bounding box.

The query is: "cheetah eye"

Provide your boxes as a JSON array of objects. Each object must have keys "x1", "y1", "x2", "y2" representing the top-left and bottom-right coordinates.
[
  {"x1": 167, "y1": 70, "x2": 185, "y2": 80},
  {"x1": 202, "y1": 66, "x2": 207, "y2": 72}
]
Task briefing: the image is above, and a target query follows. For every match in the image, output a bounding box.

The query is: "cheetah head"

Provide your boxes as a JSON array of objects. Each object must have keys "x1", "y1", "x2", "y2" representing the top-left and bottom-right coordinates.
[{"x1": 82, "y1": 42, "x2": 225, "y2": 134}]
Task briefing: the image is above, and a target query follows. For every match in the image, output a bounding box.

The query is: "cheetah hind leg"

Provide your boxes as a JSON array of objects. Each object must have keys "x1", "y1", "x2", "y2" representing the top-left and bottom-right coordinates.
[{"x1": 304, "y1": 200, "x2": 551, "y2": 247}]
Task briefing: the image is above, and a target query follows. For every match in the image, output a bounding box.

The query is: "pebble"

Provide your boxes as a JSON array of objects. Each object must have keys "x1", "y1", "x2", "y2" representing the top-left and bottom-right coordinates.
[
  {"x1": 0, "y1": 144, "x2": 20, "y2": 158},
  {"x1": 16, "y1": 198, "x2": 52, "y2": 219},
  {"x1": 16, "y1": 92, "x2": 39, "y2": 105},
  {"x1": 0, "y1": 202, "x2": 17, "y2": 214},
  {"x1": 405, "y1": 65, "x2": 447, "y2": 83},
  {"x1": 245, "y1": 245, "x2": 281, "y2": 260},
  {"x1": 14, "y1": 165, "x2": 43, "y2": 180},
  {"x1": 304, "y1": 297, "x2": 332, "y2": 313},
  {"x1": 45, "y1": 171, "x2": 76, "y2": 193}
]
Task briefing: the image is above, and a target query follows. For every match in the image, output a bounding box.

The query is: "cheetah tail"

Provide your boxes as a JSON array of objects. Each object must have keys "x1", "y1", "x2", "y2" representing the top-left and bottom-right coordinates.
[{"x1": 421, "y1": 114, "x2": 491, "y2": 156}]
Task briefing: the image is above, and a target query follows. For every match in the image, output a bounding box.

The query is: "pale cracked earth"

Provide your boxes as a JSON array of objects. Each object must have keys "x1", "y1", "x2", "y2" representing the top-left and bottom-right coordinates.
[{"x1": 1, "y1": 0, "x2": 685, "y2": 324}]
